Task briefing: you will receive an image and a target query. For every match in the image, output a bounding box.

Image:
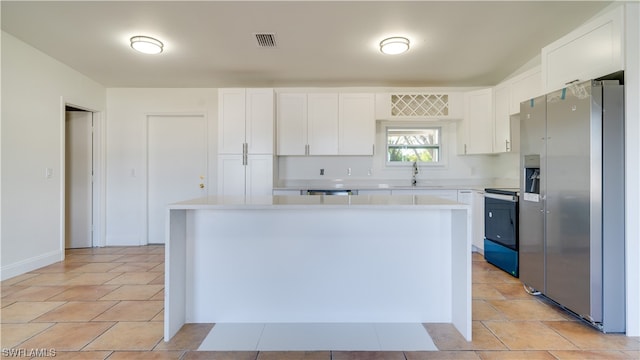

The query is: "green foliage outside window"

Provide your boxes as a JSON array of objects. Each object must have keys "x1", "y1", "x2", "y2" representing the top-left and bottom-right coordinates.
[{"x1": 387, "y1": 127, "x2": 441, "y2": 163}]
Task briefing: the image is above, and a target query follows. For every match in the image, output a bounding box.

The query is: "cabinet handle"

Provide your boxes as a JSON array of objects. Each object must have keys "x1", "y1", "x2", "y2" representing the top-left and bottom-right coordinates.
[
  {"x1": 565, "y1": 79, "x2": 580, "y2": 85},
  {"x1": 464, "y1": 144, "x2": 467, "y2": 154},
  {"x1": 505, "y1": 139, "x2": 510, "y2": 152},
  {"x1": 305, "y1": 144, "x2": 309, "y2": 156},
  {"x1": 242, "y1": 143, "x2": 248, "y2": 165}
]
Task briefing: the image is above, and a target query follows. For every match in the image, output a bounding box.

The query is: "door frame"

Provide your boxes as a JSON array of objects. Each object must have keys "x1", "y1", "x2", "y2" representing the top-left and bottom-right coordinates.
[
  {"x1": 142, "y1": 112, "x2": 209, "y2": 245},
  {"x1": 60, "y1": 98, "x2": 105, "y2": 254}
]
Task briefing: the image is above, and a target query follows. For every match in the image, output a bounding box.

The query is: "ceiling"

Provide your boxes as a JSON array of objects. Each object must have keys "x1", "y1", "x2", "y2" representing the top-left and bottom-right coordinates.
[{"x1": 1, "y1": 1, "x2": 613, "y2": 88}]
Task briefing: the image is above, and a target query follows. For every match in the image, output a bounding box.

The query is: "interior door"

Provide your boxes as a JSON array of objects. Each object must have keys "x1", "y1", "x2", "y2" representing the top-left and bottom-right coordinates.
[
  {"x1": 65, "y1": 111, "x2": 93, "y2": 248},
  {"x1": 147, "y1": 115, "x2": 207, "y2": 244}
]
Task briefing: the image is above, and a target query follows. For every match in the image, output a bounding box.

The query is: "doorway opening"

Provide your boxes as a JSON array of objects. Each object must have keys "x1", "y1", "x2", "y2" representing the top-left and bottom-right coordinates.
[{"x1": 64, "y1": 105, "x2": 102, "y2": 249}]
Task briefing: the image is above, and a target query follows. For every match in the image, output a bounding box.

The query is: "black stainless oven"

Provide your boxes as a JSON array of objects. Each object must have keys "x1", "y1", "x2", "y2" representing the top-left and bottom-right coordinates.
[{"x1": 484, "y1": 188, "x2": 519, "y2": 277}]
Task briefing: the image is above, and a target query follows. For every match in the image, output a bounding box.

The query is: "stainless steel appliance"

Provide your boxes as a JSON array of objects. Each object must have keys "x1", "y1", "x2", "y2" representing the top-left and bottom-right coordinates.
[
  {"x1": 519, "y1": 76, "x2": 625, "y2": 333},
  {"x1": 484, "y1": 188, "x2": 519, "y2": 277}
]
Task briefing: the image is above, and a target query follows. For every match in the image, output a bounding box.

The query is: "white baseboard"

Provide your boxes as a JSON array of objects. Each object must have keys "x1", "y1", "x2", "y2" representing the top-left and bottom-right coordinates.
[
  {"x1": 105, "y1": 235, "x2": 144, "y2": 246},
  {"x1": 0, "y1": 249, "x2": 64, "y2": 281}
]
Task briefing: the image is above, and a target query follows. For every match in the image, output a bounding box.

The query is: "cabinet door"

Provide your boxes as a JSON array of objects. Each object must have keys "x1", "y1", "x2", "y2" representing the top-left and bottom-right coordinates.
[
  {"x1": 457, "y1": 190, "x2": 473, "y2": 205},
  {"x1": 510, "y1": 68, "x2": 541, "y2": 114},
  {"x1": 472, "y1": 191, "x2": 485, "y2": 252},
  {"x1": 391, "y1": 189, "x2": 458, "y2": 201},
  {"x1": 461, "y1": 88, "x2": 493, "y2": 155},
  {"x1": 308, "y1": 93, "x2": 339, "y2": 155},
  {"x1": 218, "y1": 89, "x2": 246, "y2": 154},
  {"x1": 277, "y1": 93, "x2": 307, "y2": 155},
  {"x1": 542, "y1": 6, "x2": 623, "y2": 93},
  {"x1": 493, "y1": 84, "x2": 511, "y2": 153},
  {"x1": 245, "y1": 155, "x2": 273, "y2": 197},
  {"x1": 217, "y1": 154, "x2": 246, "y2": 196},
  {"x1": 338, "y1": 93, "x2": 375, "y2": 155},
  {"x1": 357, "y1": 189, "x2": 392, "y2": 195},
  {"x1": 246, "y1": 89, "x2": 274, "y2": 154}
]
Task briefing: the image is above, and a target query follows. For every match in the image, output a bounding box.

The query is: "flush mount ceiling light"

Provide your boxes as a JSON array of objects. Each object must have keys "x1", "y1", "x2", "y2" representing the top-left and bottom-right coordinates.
[
  {"x1": 379, "y1": 37, "x2": 410, "y2": 55},
  {"x1": 130, "y1": 36, "x2": 164, "y2": 54}
]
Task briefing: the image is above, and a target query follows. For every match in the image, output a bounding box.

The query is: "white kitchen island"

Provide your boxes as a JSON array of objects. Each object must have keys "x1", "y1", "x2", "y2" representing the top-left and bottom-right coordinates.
[{"x1": 164, "y1": 195, "x2": 472, "y2": 344}]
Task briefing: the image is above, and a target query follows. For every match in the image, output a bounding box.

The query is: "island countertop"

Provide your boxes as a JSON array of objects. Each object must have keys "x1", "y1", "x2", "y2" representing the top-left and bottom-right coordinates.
[{"x1": 168, "y1": 194, "x2": 469, "y2": 210}]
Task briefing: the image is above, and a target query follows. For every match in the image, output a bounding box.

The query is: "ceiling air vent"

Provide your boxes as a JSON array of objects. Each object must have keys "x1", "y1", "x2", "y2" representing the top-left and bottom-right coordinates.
[{"x1": 255, "y1": 33, "x2": 277, "y2": 48}]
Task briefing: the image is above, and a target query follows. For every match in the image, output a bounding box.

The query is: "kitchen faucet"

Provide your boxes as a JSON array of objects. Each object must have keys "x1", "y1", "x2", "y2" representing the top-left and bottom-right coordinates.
[{"x1": 411, "y1": 161, "x2": 418, "y2": 186}]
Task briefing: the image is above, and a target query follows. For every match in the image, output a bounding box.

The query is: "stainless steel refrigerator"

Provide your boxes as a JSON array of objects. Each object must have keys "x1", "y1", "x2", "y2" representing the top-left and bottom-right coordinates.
[{"x1": 519, "y1": 78, "x2": 625, "y2": 333}]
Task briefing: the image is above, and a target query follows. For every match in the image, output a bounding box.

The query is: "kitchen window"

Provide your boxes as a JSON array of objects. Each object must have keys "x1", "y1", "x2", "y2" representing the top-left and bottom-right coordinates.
[{"x1": 386, "y1": 126, "x2": 441, "y2": 164}]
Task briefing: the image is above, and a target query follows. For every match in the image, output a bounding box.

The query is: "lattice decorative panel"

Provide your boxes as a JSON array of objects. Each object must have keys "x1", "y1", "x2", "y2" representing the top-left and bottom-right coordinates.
[{"x1": 391, "y1": 94, "x2": 449, "y2": 117}]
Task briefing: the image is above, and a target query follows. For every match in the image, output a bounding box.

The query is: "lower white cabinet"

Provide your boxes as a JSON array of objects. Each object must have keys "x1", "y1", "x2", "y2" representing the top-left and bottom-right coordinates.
[
  {"x1": 218, "y1": 154, "x2": 273, "y2": 197},
  {"x1": 272, "y1": 189, "x2": 304, "y2": 196},
  {"x1": 390, "y1": 189, "x2": 458, "y2": 202},
  {"x1": 456, "y1": 190, "x2": 485, "y2": 253},
  {"x1": 357, "y1": 189, "x2": 392, "y2": 195}
]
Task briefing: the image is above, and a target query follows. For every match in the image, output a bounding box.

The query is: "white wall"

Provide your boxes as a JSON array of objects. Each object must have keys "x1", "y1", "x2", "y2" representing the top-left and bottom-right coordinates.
[
  {"x1": 1, "y1": 32, "x2": 106, "y2": 280},
  {"x1": 105, "y1": 88, "x2": 217, "y2": 246}
]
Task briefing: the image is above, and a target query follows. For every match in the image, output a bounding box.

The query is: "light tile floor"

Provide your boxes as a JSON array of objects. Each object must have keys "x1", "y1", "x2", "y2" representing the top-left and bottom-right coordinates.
[{"x1": 1, "y1": 246, "x2": 638, "y2": 359}]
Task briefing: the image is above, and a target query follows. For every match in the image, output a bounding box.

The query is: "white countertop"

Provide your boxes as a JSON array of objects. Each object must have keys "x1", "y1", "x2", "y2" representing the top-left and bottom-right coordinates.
[
  {"x1": 169, "y1": 194, "x2": 469, "y2": 210},
  {"x1": 272, "y1": 181, "x2": 499, "y2": 192}
]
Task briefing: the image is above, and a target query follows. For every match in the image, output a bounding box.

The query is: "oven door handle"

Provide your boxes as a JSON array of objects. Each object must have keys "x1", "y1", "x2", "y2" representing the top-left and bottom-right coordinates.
[{"x1": 484, "y1": 193, "x2": 518, "y2": 202}]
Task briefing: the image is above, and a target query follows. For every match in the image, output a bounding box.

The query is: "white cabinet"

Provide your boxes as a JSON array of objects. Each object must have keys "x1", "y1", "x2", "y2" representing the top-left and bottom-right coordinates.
[
  {"x1": 492, "y1": 66, "x2": 541, "y2": 154},
  {"x1": 277, "y1": 92, "x2": 375, "y2": 156},
  {"x1": 472, "y1": 191, "x2": 485, "y2": 253},
  {"x1": 457, "y1": 190, "x2": 485, "y2": 253},
  {"x1": 245, "y1": 155, "x2": 275, "y2": 197},
  {"x1": 458, "y1": 88, "x2": 494, "y2": 155},
  {"x1": 272, "y1": 189, "x2": 303, "y2": 196},
  {"x1": 509, "y1": 67, "x2": 541, "y2": 114},
  {"x1": 219, "y1": 88, "x2": 274, "y2": 155},
  {"x1": 493, "y1": 84, "x2": 511, "y2": 153},
  {"x1": 218, "y1": 88, "x2": 274, "y2": 196},
  {"x1": 338, "y1": 93, "x2": 375, "y2": 155},
  {"x1": 542, "y1": 6, "x2": 624, "y2": 93},
  {"x1": 308, "y1": 94, "x2": 339, "y2": 155},
  {"x1": 219, "y1": 154, "x2": 274, "y2": 197},
  {"x1": 390, "y1": 189, "x2": 458, "y2": 201},
  {"x1": 277, "y1": 93, "x2": 307, "y2": 155},
  {"x1": 357, "y1": 189, "x2": 392, "y2": 195}
]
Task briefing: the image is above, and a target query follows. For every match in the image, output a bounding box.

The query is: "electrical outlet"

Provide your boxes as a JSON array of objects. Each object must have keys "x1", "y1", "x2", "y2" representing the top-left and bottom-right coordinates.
[{"x1": 347, "y1": 168, "x2": 351, "y2": 176}]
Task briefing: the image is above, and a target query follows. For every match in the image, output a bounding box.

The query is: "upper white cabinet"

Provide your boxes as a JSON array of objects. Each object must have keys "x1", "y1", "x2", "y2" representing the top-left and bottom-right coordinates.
[
  {"x1": 458, "y1": 88, "x2": 494, "y2": 155},
  {"x1": 375, "y1": 92, "x2": 464, "y2": 120},
  {"x1": 308, "y1": 93, "x2": 339, "y2": 155},
  {"x1": 277, "y1": 93, "x2": 307, "y2": 156},
  {"x1": 493, "y1": 84, "x2": 511, "y2": 153},
  {"x1": 509, "y1": 67, "x2": 541, "y2": 114},
  {"x1": 492, "y1": 66, "x2": 541, "y2": 154},
  {"x1": 542, "y1": 5, "x2": 624, "y2": 93},
  {"x1": 338, "y1": 93, "x2": 375, "y2": 155},
  {"x1": 277, "y1": 92, "x2": 374, "y2": 156},
  {"x1": 219, "y1": 88, "x2": 274, "y2": 155}
]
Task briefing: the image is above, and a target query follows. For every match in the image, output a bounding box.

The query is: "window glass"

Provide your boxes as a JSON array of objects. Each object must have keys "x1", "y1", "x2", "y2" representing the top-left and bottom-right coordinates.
[{"x1": 386, "y1": 127, "x2": 441, "y2": 163}]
